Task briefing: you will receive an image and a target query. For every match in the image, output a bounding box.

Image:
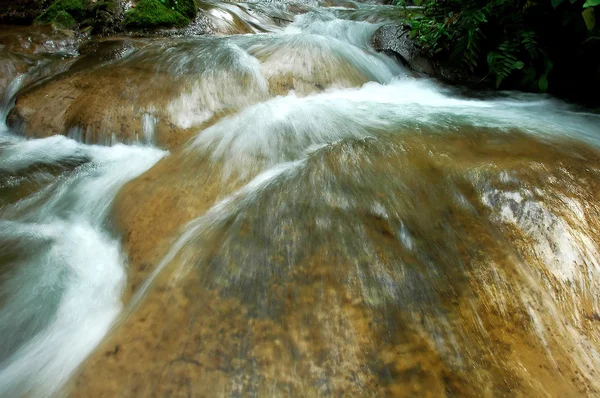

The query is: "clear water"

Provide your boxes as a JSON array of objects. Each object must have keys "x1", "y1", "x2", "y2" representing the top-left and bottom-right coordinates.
[{"x1": 1, "y1": 3, "x2": 600, "y2": 396}]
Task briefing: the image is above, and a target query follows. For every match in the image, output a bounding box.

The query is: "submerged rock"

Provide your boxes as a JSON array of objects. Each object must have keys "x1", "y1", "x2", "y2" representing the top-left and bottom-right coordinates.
[
  {"x1": 7, "y1": 64, "x2": 181, "y2": 146},
  {"x1": 0, "y1": 24, "x2": 83, "y2": 54},
  {"x1": 0, "y1": 53, "x2": 28, "y2": 99},
  {"x1": 7, "y1": 25, "x2": 402, "y2": 146},
  {"x1": 69, "y1": 129, "x2": 600, "y2": 397}
]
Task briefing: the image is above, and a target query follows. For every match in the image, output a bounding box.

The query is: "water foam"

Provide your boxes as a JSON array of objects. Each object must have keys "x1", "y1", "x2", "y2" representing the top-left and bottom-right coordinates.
[
  {"x1": 189, "y1": 78, "x2": 600, "y2": 173},
  {"x1": 0, "y1": 132, "x2": 166, "y2": 396}
]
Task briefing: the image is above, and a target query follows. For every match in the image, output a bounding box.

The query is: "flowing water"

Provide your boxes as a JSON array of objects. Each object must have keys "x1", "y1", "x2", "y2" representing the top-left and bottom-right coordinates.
[{"x1": 1, "y1": 1, "x2": 600, "y2": 396}]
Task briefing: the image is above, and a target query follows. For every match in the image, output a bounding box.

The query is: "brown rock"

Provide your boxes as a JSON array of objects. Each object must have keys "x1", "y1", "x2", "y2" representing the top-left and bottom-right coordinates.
[{"x1": 68, "y1": 129, "x2": 600, "y2": 396}]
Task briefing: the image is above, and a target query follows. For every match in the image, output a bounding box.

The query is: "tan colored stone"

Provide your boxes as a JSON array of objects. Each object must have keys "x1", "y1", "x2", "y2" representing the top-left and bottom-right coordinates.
[{"x1": 69, "y1": 130, "x2": 600, "y2": 396}]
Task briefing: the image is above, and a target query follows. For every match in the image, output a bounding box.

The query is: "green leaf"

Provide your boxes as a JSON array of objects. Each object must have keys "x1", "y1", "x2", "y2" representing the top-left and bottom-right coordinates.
[
  {"x1": 582, "y1": 7, "x2": 596, "y2": 30},
  {"x1": 538, "y1": 75, "x2": 549, "y2": 92},
  {"x1": 514, "y1": 61, "x2": 525, "y2": 69},
  {"x1": 552, "y1": 0, "x2": 565, "y2": 8},
  {"x1": 583, "y1": 0, "x2": 600, "y2": 8},
  {"x1": 495, "y1": 75, "x2": 503, "y2": 88}
]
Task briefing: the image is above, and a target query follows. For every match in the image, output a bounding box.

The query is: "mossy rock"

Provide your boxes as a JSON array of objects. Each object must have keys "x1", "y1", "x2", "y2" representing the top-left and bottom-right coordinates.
[
  {"x1": 91, "y1": 0, "x2": 120, "y2": 13},
  {"x1": 35, "y1": 0, "x2": 86, "y2": 24},
  {"x1": 51, "y1": 10, "x2": 78, "y2": 28},
  {"x1": 123, "y1": 0, "x2": 190, "y2": 29},
  {"x1": 170, "y1": 0, "x2": 197, "y2": 19}
]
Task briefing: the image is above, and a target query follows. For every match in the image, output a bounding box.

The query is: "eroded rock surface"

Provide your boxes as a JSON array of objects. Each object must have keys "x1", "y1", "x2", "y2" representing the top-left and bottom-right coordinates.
[
  {"x1": 69, "y1": 130, "x2": 600, "y2": 397},
  {"x1": 7, "y1": 26, "x2": 401, "y2": 148}
]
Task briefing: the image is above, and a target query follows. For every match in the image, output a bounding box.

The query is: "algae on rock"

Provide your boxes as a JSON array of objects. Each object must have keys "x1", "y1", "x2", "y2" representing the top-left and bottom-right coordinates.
[
  {"x1": 123, "y1": 0, "x2": 197, "y2": 29},
  {"x1": 33, "y1": 0, "x2": 197, "y2": 31},
  {"x1": 35, "y1": 0, "x2": 86, "y2": 24},
  {"x1": 171, "y1": 0, "x2": 197, "y2": 19},
  {"x1": 51, "y1": 10, "x2": 78, "y2": 28}
]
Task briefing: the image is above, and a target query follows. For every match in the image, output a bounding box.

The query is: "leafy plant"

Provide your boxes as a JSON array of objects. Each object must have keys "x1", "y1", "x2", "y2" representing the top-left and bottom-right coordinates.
[{"x1": 397, "y1": 0, "x2": 599, "y2": 93}]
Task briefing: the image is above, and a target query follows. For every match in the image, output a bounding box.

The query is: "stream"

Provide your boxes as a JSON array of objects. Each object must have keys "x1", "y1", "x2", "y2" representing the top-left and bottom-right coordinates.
[{"x1": 1, "y1": 1, "x2": 600, "y2": 396}]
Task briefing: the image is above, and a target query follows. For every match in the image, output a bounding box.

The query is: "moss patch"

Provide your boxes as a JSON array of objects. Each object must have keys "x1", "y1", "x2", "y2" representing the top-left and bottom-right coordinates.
[
  {"x1": 35, "y1": 0, "x2": 86, "y2": 24},
  {"x1": 170, "y1": 0, "x2": 197, "y2": 19},
  {"x1": 33, "y1": 0, "x2": 196, "y2": 31},
  {"x1": 123, "y1": 0, "x2": 190, "y2": 29},
  {"x1": 52, "y1": 10, "x2": 78, "y2": 28}
]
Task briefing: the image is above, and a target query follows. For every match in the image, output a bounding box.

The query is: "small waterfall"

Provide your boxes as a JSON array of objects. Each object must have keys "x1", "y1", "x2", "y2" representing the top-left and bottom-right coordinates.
[
  {"x1": 0, "y1": 132, "x2": 165, "y2": 396},
  {"x1": 1, "y1": 1, "x2": 600, "y2": 396}
]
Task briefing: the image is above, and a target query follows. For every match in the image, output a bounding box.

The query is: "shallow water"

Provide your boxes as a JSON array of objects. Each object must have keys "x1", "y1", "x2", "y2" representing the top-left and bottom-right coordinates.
[{"x1": 1, "y1": 1, "x2": 600, "y2": 396}]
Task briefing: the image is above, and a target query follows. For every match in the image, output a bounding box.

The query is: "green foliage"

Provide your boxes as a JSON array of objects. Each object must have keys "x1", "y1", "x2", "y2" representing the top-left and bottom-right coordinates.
[
  {"x1": 153, "y1": 0, "x2": 197, "y2": 19},
  {"x1": 487, "y1": 42, "x2": 523, "y2": 87},
  {"x1": 397, "y1": 0, "x2": 599, "y2": 93},
  {"x1": 167, "y1": 0, "x2": 197, "y2": 19},
  {"x1": 52, "y1": 10, "x2": 78, "y2": 28},
  {"x1": 123, "y1": 0, "x2": 190, "y2": 29},
  {"x1": 35, "y1": 0, "x2": 85, "y2": 24}
]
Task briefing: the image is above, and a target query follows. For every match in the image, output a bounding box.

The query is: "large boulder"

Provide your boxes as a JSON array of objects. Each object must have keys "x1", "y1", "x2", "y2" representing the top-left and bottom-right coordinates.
[
  {"x1": 34, "y1": 0, "x2": 127, "y2": 35},
  {"x1": 372, "y1": 23, "x2": 434, "y2": 74},
  {"x1": 0, "y1": 24, "x2": 84, "y2": 55},
  {"x1": 372, "y1": 23, "x2": 465, "y2": 83},
  {"x1": 6, "y1": 61, "x2": 191, "y2": 147},
  {"x1": 68, "y1": 128, "x2": 600, "y2": 396},
  {"x1": 6, "y1": 30, "x2": 403, "y2": 147}
]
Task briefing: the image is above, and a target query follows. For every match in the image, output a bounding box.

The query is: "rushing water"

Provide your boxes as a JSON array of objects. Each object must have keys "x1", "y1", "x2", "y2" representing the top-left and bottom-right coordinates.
[
  {"x1": 0, "y1": 123, "x2": 165, "y2": 397},
  {"x1": 1, "y1": 1, "x2": 600, "y2": 396}
]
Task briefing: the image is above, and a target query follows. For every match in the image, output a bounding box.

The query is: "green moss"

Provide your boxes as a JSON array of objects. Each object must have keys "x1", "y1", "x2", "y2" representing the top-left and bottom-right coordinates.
[
  {"x1": 51, "y1": 10, "x2": 78, "y2": 28},
  {"x1": 35, "y1": 0, "x2": 86, "y2": 24},
  {"x1": 169, "y1": 0, "x2": 197, "y2": 19},
  {"x1": 123, "y1": 0, "x2": 190, "y2": 29}
]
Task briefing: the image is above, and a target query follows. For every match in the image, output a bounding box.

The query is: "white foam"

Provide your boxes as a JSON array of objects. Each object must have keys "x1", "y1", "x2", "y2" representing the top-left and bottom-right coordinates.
[
  {"x1": 166, "y1": 42, "x2": 269, "y2": 129},
  {"x1": 0, "y1": 133, "x2": 166, "y2": 396},
  {"x1": 0, "y1": 219, "x2": 125, "y2": 397},
  {"x1": 188, "y1": 78, "x2": 600, "y2": 174}
]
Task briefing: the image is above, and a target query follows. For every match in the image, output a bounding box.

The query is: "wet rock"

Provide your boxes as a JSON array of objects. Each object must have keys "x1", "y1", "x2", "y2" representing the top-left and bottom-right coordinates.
[
  {"x1": 372, "y1": 23, "x2": 433, "y2": 74},
  {"x1": 6, "y1": 28, "x2": 399, "y2": 146},
  {"x1": 372, "y1": 23, "x2": 464, "y2": 82},
  {"x1": 7, "y1": 66, "x2": 188, "y2": 147},
  {"x1": 107, "y1": 148, "x2": 243, "y2": 298},
  {"x1": 0, "y1": 52, "x2": 28, "y2": 99},
  {"x1": 77, "y1": 37, "x2": 134, "y2": 59},
  {"x1": 69, "y1": 37, "x2": 139, "y2": 72},
  {"x1": 68, "y1": 130, "x2": 600, "y2": 396},
  {"x1": 0, "y1": 0, "x2": 44, "y2": 24},
  {"x1": 0, "y1": 26, "x2": 88, "y2": 107},
  {"x1": 0, "y1": 24, "x2": 83, "y2": 55},
  {"x1": 80, "y1": 0, "x2": 127, "y2": 35}
]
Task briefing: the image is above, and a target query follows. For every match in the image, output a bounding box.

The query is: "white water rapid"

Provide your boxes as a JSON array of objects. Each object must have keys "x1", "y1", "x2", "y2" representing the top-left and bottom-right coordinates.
[{"x1": 1, "y1": 2, "x2": 600, "y2": 396}]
